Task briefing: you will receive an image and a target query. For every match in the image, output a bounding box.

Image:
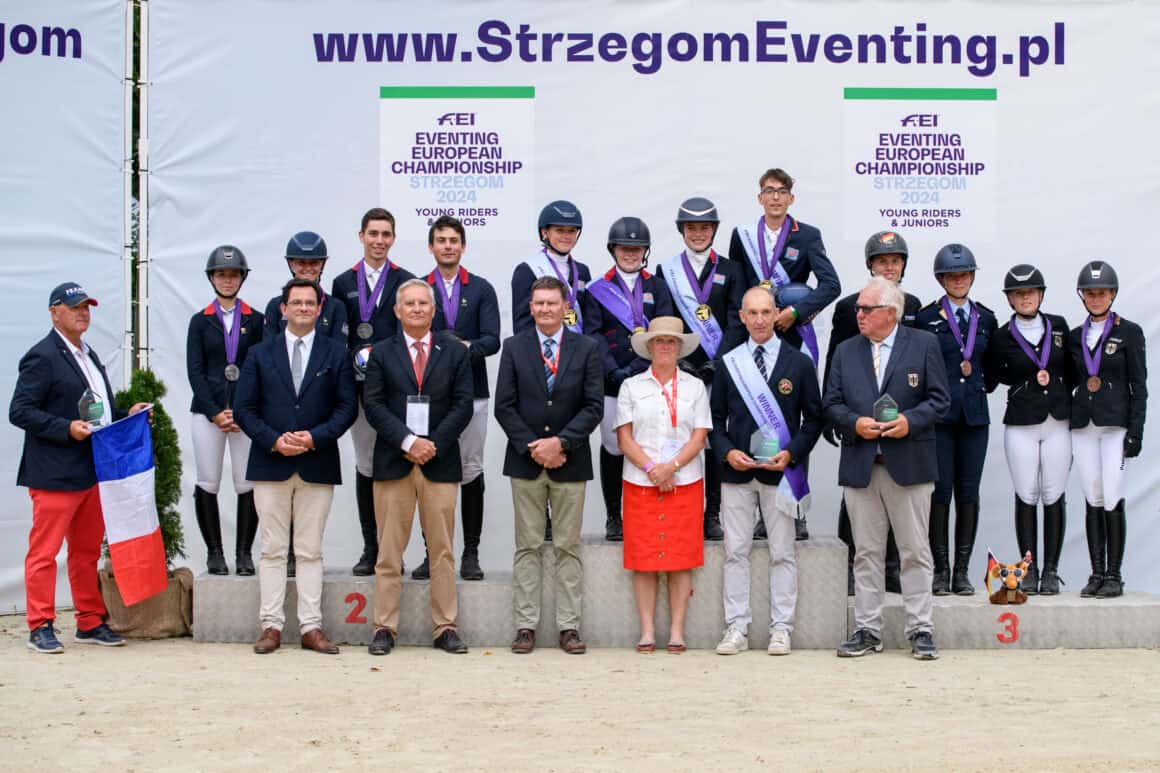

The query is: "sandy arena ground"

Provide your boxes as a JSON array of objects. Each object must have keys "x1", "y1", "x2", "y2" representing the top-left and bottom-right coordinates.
[{"x1": 1, "y1": 611, "x2": 1158, "y2": 771}]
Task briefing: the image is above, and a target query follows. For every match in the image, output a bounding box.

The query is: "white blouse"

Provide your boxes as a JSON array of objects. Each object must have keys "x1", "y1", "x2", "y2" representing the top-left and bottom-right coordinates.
[{"x1": 615, "y1": 368, "x2": 712, "y2": 487}]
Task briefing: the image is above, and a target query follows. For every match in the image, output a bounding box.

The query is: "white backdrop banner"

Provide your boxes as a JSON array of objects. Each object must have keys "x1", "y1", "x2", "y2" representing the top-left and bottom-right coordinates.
[
  {"x1": 147, "y1": 1, "x2": 1160, "y2": 594},
  {"x1": 0, "y1": 1, "x2": 127, "y2": 613}
]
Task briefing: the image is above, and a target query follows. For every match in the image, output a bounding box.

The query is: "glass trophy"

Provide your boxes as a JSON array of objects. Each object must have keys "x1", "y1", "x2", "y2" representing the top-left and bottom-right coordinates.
[
  {"x1": 873, "y1": 393, "x2": 899, "y2": 422},
  {"x1": 77, "y1": 388, "x2": 106, "y2": 426},
  {"x1": 749, "y1": 430, "x2": 780, "y2": 463}
]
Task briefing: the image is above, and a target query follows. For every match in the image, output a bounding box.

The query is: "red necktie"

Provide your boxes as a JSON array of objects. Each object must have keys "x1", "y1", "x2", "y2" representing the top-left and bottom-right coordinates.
[{"x1": 412, "y1": 340, "x2": 427, "y2": 389}]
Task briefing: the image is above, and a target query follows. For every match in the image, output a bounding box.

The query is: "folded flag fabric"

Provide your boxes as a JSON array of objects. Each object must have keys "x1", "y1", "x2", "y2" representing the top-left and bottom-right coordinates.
[{"x1": 92, "y1": 409, "x2": 168, "y2": 605}]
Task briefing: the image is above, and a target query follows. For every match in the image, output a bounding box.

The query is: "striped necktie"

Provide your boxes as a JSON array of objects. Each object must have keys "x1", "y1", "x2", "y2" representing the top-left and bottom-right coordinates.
[
  {"x1": 754, "y1": 344, "x2": 768, "y2": 381},
  {"x1": 543, "y1": 338, "x2": 556, "y2": 394}
]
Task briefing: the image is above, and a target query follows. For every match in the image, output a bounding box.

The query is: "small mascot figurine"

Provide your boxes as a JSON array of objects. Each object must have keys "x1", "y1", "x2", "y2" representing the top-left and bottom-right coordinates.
[{"x1": 985, "y1": 549, "x2": 1033, "y2": 605}]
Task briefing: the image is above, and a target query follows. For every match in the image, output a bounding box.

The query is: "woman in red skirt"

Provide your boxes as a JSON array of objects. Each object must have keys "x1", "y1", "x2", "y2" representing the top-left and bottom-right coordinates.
[{"x1": 615, "y1": 317, "x2": 712, "y2": 652}]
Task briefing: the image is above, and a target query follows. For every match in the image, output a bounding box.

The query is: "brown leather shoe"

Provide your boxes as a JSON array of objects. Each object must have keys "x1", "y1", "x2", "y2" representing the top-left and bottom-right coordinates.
[
  {"x1": 559, "y1": 629, "x2": 587, "y2": 654},
  {"x1": 300, "y1": 628, "x2": 340, "y2": 654},
  {"x1": 511, "y1": 628, "x2": 535, "y2": 654},
  {"x1": 253, "y1": 627, "x2": 281, "y2": 654}
]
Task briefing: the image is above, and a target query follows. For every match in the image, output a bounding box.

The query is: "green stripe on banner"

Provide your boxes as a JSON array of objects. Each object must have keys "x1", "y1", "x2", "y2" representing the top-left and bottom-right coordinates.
[
  {"x1": 844, "y1": 87, "x2": 997, "y2": 101},
  {"x1": 380, "y1": 86, "x2": 535, "y2": 99}
]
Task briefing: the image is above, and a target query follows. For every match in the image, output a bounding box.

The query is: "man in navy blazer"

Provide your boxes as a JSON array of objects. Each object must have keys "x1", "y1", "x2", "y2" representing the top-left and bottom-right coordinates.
[
  {"x1": 825, "y1": 277, "x2": 950, "y2": 661},
  {"x1": 10, "y1": 282, "x2": 149, "y2": 653},
  {"x1": 409, "y1": 215, "x2": 501, "y2": 583},
  {"x1": 234, "y1": 279, "x2": 358, "y2": 655},
  {"x1": 494, "y1": 275, "x2": 604, "y2": 655},
  {"x1": 362, "y1": 278, "x2": 474, "y2": 655}
]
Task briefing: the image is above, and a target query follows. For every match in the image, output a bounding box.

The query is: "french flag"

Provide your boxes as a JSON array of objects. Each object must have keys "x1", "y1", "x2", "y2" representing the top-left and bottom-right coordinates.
[{"x1": 92, "y1": 410, "x2": 168, "y2": 605}]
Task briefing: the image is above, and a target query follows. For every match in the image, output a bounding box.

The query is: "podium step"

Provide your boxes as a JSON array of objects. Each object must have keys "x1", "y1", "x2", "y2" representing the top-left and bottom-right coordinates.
[{"x1": 193, "y1": 536, "x2": 848, "y2": 649}]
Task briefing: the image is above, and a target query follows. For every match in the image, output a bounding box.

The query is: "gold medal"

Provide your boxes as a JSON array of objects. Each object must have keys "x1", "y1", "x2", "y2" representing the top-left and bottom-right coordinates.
[
  {"x1": 960, "y1": 360, "x2": 972, "y2": 377},
  {"x1": 633, "y1": 326, "x2": 646, "y2": 335},
  {"x1": 1036, "y1": 369, "x2": 1050, "y2": 387},
  {"x1": 563, "y1": 308, "x2": 578, "y2": 326},
  {"x1": 759, "y1": 279, "x2": 773, "y2": 289},
  {"x1": 694, "y1": 304, "x2": 712, "y2": 322},
  {"x1": 1087, "y1": 375, "x2": 1102, "y2": 392}
]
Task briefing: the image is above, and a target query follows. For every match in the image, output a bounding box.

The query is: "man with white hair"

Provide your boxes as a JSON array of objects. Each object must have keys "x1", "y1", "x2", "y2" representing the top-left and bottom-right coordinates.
[{"x1": 824, "y1": 277, "x2": 950, "y2": 660}]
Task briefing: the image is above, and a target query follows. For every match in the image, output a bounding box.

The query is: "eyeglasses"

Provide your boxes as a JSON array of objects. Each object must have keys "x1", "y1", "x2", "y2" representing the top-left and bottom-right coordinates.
[
  {"x1": 286, "y1": 300, "x2": 318, "y2": 308},
  {"x1": 761, "y1": 187, "x2": 792, "y2": 198},
  {"x1": 854, "y1": 304, "x2": 888, "y2": 315}
]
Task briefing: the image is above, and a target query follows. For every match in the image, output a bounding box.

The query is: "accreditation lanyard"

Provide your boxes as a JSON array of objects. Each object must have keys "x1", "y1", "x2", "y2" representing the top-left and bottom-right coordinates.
[
  {"x1": 541, "y1": 336, "x2": 561, "y2": 377},
  {"x1": 656, "y1": 369, "x2": 678, "y2": 428}
]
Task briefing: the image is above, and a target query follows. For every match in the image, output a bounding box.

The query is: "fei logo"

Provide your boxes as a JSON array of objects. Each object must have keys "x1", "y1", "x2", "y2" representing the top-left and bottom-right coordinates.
[
  {"x1": 900, "y1": 114, "x2": 938, "y2": 127},
  {"x1": 436, "y1": 112, "x2": 475, "y2": 125}
]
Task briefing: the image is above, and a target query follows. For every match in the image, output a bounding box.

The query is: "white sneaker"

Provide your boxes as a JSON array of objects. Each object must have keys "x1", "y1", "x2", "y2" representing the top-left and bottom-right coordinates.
[
  {"x1": 715, "y1": 626, "x2": 749, "y2": 655},
  {"x1": 767, "y1": 627, "x2": 791, "y2": 656}
]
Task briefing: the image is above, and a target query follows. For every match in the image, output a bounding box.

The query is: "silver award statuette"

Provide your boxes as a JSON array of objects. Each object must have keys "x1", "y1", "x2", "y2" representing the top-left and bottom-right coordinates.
[
  {"x1": 77, "y1": 388, "x2": 106, "y2": 426},
  {"x1": 749, "y1": 430, "x2": 780, "y2": 463},
  {"x1": 873, "y1": 393, "x2": 899, "y2": 422}
]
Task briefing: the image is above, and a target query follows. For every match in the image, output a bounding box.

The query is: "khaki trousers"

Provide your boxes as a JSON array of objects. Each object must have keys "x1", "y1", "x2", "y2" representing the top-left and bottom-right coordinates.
[
  {"x1": 253, "y1": 474, "x2": 334, "y2": 634},
  {"x1": 373, "y1": 466, "x2": 459, "y2": 637},
  {"x1": 511, "y1": 470, "x2": 586, "y2": 631},
  {"x1": 844, "y1": 465, "x2": 935, "y2": 638}
]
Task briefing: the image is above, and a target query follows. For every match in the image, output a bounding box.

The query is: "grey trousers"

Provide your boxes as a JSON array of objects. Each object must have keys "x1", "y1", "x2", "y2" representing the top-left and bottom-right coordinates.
[
  {"x1": 721, "y1": 480, "x2": 797, "y2": 633},
  {"x1": 511, "y1": 471, "x2": 586, "y2": 631},
  {"x1": 844, "y1": 465, "x2": 935, "y2": 638}
]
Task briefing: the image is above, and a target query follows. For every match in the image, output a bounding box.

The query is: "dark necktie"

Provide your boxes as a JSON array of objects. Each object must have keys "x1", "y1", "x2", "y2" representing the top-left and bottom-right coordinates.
[
  {"x1": 754, "y1": 344, "x2": 768, "y2": 381},
  {"x1": 543, "y1": 338, "x2": 556, "y2": 394},
  {"x1": 957, "y1": 307, "x2": 969, "y2": 335}
]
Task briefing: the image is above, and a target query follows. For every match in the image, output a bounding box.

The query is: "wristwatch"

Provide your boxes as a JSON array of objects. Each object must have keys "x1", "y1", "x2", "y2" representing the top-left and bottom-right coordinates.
[{"x1": 558, "y1": 436, "x2": 572, "y2": 452}]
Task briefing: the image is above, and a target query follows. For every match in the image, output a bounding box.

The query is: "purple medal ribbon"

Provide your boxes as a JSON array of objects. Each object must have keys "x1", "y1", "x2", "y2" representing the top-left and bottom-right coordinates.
[
  {"x1": 756, "y1": 216, "x2": 791, "y2": 283},
  {"x1": 544, "y1": 249, "x2": 581, "y2": 311},
  {"x1": 940, "y1": 296, "x2": 979, "y2": 361},
  {"x1": 356, "y1": 260, "x2": 390, "y2": 323},
  {"x1": 432, "y1": 271, "x2": 462, "y2": 329},
  {"x1": 680, "y1": 250, "x2": 717, "y2": 306},
  {"x1": 1081, "y1": 315, "x2": 1116, "y2": 377},
  {"x1": 213, "y1": 299, "x2": 241, "y2": 365},
  {"x1": 612, "y1": 272, "x2": 646, "y2": 329},
  {"x1": 1009, "y1": 314, "x2": 1053, "y2": 371}
]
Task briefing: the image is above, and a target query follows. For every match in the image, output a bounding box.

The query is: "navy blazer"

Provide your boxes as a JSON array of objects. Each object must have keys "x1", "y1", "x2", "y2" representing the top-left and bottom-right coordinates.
[
  {"x1": 823, "y1": 289, "x2": 922, "y2": 403},
  {"x1": 186, "y1": 300, "x2": 264, "y2": 417},
  {"x1": 654, "y1": 251, "x2": 748, "y2": 373},
  {"x1": 362, "y1": 330, "x2": 474, "y2": 483},
  {"x1": 915, "y1": 297, "x2": 997, "y2": 426},
  {"x1": 493, "y1": 328, "x2": 604, "y2": 482},
  {"x1": 984, "y1": 312, "x2": 1074, "y2": 426},
  {"x1": 330, "y1": 260, "x2": 415, "y2": 350},
  {"x1": 426, "y1": 267, "x2": 501, "y2": 399},
  {"x1": 262, "y1": 292, "x2": 348, "y2": 342},
  {"x1": 823, "y1": 325, "x2": 951, "y2": 488},
  {"x1": 709, "y1": 340, "x2": 823, "y2": 487},
  {"x1": 233, "y1": 334, "x2": 358, "y2": 485},
  {"x1": 510, "y1": 254, "x2": 592, "y2": 333},
  {"x1": 1067, "y1": 314, "x2": 1147, "y2": 440},
  {"x1": 580, "y1": 268, "x2": 674, "y2": 396},
  {"x1": 10, "y1": 330, "x2": 127, "y2": 490},
  {"x1": 727, "y1": 215, "x2": 841, "y2": 351}
]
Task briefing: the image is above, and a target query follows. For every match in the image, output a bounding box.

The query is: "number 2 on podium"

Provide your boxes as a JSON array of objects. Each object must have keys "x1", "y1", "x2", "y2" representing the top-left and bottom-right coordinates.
[{"x1": 346, "y1": 592, "x2": 368, "y2": 624}]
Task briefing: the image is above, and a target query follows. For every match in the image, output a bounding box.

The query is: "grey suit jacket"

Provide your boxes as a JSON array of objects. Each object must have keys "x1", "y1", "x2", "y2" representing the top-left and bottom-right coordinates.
[{"x1": 823, "y1": 325, "x2": 950, "y2": 488}]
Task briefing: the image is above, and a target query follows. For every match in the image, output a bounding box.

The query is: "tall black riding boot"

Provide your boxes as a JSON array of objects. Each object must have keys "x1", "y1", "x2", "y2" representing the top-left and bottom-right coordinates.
[
  {"x1": 460, "y1": 476, "x2": 485, "y2": 580},
  {"x1": 235, "y1": 491, "x2": 258, "y2": 576},
  {"x1": 195, "y1": 486, "x2": 228, "y2": 575},
  {"x1": 929, "y1": 500, "x2": 951, "y2": 595},
  {"x1": 951, "y1": 500, "x2": 979, "y2": 595},
  {"x1": 352, "y1": 472, "x2": 378, "y2": 576},
  {"x1": 703, "y1": 450, "x2": 724, "y2": 541},
  {"x1": 837, "y1": 498, "x2": 855, "y2": 596},
  {"x1": 1080, "y1": 501, "x2": 1106, "y2": 597},
  {"x1": 1038, "y1": 496, "x2": 1066, "y2": 595},
  {"x1": 286, "y1": 521, "x2": 296, "y2": 578},
  {"x1": 884, "y1": 527, "x2": 902, "y2": 594},
  {"x1": 1013, "y1": 496, "x2": 1039, "y2": 594},
  {"x1": 1097, "y1": 500, "x2": 1126, "y2": 598},
  {"x1": 600, "y1": 449, "x2": 624, "y2": 542}
]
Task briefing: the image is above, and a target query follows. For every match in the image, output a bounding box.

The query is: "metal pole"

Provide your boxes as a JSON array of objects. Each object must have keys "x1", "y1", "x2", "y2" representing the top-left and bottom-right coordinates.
[
  {"x1": 121, "y1": 0, "x2": 135, "y2": 386},
  {"x1": 136, "y1": 0, "x2": 150, "y2": 371}
]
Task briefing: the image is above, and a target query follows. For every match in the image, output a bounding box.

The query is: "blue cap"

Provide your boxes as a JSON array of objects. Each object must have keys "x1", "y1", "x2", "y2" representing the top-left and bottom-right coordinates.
[{"x1": 49, "y1": 282, "x2": 98, "y2": 308}]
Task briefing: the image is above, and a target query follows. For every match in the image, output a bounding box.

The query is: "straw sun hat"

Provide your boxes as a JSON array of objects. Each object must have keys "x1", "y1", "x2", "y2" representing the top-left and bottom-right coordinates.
[{"x1": 630, "y1": 316, "x2": 701, "y2": 359}]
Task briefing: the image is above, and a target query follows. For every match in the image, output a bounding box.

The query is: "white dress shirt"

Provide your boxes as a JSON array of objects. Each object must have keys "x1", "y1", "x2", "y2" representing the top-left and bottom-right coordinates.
[
  {"x1": 400, "y1": 330, "x2": 433, "y2": 451},
  {"x1": 56, "y1": 329, "x2": 110, "y2": 426},
  {"x1": 615, "y1": 367, "x2": 712, "y2": 486}
]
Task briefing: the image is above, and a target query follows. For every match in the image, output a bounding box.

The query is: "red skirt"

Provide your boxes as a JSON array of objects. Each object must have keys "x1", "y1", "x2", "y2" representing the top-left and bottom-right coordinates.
[{"x1": 622, "y1": 480, "x2": 704, "y2": 572}]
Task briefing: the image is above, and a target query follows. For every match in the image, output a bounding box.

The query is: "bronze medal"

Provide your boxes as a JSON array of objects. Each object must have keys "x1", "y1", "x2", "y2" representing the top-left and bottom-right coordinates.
[
  {"x1": 960, "y1": 360, "x2": 972, "y2": 377},
  {"x1": 1036, "y1": 369, "x2": 1050, "y2": 387},
  {"x1": 694, "y1": 303, "x2": 712, "y2": 322},
  {"x1": 563, "y1": 307, "x2": 578, "y2": 326},
  {"x1": 223, "y1": 364, "x2": 240, "y2": 382},
  {"x1": 1087, "y1": 375, "x2": 1102, "y2": 393},
  {"x1": 759, "y1": 279, "x2": 773, "y2": 289},
  {"x1": 356, "y1": 322, "x2": 374, "y2": 340}
]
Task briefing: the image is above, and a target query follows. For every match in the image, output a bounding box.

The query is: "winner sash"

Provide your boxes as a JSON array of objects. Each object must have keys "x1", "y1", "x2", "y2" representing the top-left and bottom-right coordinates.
[
  {"x1": 525, "y1": 250, "x2": 583, "y2": 332},
  {"x1": 585, "y1": 275, "x2": 645, "y2": 333},
  {"x1": 660, "y1": 252, "x2": 723, "y2": 358},
  {"x1": 722, "y1": 346, "x2": 809, "y2": 502},
  {"x1": 737, "y1": 220, "x2": 820, "y2": 366}
]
